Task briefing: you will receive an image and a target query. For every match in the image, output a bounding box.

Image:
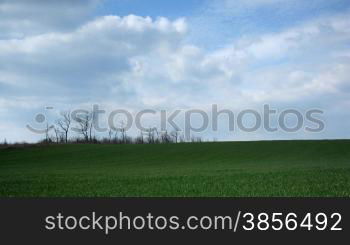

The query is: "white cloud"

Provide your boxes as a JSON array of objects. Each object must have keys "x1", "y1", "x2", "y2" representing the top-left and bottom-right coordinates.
[
  {"x1": 1, "y1": 13, "x2": 350, "y2": 107},
  {"x1": 0, "y1": 2, "x2": 350, "y2": 141}
]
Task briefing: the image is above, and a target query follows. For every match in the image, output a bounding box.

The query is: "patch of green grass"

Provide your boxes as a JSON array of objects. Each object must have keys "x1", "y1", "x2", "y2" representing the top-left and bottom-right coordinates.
[{"x1": 0, "y1": 140, "x2": 349, "y2": 197}]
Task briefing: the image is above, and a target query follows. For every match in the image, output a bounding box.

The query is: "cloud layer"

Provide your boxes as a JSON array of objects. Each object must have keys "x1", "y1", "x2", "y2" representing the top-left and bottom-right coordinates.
[{"x1": 0, "y1": 0, "x2": 349, "y2": 142}]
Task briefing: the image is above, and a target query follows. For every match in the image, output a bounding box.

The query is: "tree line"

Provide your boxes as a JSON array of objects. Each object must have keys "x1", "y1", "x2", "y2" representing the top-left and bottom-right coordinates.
[{"x1": 29, "y1": 111, "x2": 203, "y2": 146}]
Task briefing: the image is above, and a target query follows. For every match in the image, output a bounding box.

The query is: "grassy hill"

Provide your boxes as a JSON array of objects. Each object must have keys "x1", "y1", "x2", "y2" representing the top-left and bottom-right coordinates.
[{"x1": 0, "y1": 140, "x2": 349, "y2": 197}]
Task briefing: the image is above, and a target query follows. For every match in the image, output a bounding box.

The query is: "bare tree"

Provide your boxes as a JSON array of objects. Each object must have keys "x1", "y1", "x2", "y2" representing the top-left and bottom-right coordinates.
[
  {"x1": 108, "y1": 128, "x2": 114, "y2": 143},
  {"x1": 135, "y1": 130, "x2": 144, "y2": 144},
  {"x1": 120, "y1": 127, "x2": 126, "y2": 143},
  {"x1": 113, "y1": 130, "x2": 119, "y2": 143},
  {"x1": 170, "y1": 130, "x2": 180, "y2": 143},
  {"x1": 53, "y1": 127, "x2": 59, "y2": 143},
  {"x1": 179, "y1": 133, "x2": 186, "y2": 143},
  {"x1": 117, "y1": 121, "x2": 127, "y2": 144},
  {"x1": 145, "y1": 127, "x2": 158, "y2": 144},
  {"x1": 191, "y1": 135, "x2": 202, "y2": 143},
  {"x1": 53, "y1": 126, "x2": 65, "y2": 144},
  {"x1": 160, "y1": 130, "x2": 172, "y2": 143},
  {"x1": 89, "y1": 110, "x2": 95, "y2": 142},
  {"x1": 76, "y1": 111, "x2": 93, "y2": 142},
  {"x1": 56, "y1": 111, "x2": 71, "y2": 143},
  {"x1": 44, "y1": 123, "x2": 53, "y2": 143}
]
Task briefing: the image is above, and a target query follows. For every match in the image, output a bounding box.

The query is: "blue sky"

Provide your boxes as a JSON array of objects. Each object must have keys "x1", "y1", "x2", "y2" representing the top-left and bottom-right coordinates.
[
  {"x1": 96, "y1": 0, "x2": 350, "y2": 48},
  {"x1": 95, "y1": 0, "x2": 202, "y2": 19},
  {"x1": 0, "y1": 0, "x2": 350, "y2": 142}
]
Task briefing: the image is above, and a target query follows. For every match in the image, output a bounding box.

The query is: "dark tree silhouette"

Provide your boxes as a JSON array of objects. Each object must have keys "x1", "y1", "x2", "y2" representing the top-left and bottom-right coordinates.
[{"x1": 56, "y1": 111, "x2": 71, "y2": 143}]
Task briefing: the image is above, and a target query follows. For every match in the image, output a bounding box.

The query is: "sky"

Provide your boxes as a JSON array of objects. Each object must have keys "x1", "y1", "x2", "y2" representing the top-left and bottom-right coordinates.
[{"x1": 0, "y1": 0, "x2": 350, "y2": 142}]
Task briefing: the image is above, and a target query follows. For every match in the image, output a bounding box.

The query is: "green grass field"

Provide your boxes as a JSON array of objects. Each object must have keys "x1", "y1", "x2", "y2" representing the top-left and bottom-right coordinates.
[{"x1": 0, "y1": 140, "x2": 349, "y2": 197}]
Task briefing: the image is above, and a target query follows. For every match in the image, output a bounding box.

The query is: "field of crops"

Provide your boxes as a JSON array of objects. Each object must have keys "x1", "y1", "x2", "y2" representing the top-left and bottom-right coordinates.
[{"x1": 0, "y1": 140, "x2": 349, "y2": 197}]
